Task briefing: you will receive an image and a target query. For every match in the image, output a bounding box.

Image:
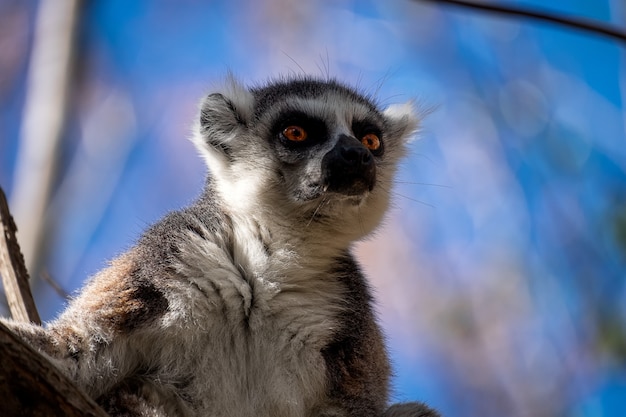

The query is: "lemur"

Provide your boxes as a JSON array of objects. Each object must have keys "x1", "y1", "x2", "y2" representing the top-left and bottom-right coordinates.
[{"x1": 2, "y1": 76, "x2": 440, "y2": 417}]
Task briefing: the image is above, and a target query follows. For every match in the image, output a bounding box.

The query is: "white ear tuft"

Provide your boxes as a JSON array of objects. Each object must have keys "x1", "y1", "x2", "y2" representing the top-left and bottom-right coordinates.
[
  {"x1": 219, "y1": 73, "x2": 255, "y2": 123},
  {"x1": 383, "y1": 101, "x2": 420, "y2": 143},
  {"x1": 191, "y1": 76, "x2": 256, "y2": 174}
]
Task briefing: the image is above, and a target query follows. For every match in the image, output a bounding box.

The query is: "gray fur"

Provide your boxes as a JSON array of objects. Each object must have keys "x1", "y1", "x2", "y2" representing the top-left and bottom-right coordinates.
[{"x1": 2, "y1": 76, "x2": 439, "y2": 417}]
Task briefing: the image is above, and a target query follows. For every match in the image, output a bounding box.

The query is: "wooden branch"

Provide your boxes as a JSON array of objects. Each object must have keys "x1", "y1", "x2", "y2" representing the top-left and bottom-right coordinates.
[
  {"x1": 0, "y1": 187, "x2": 41, "y2": 324},
  {"x1": 0, "y1": 186, "x2": 110, "y2": 415},
  {"x1": 0, "y1": 321, "x2": 109, "y2": 417}
]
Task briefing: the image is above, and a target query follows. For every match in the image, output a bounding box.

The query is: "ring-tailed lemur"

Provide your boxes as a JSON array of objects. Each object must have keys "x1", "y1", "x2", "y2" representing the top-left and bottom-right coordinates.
[{"x1": 2, "y1": 76, "x2": 440, "y2": 417}]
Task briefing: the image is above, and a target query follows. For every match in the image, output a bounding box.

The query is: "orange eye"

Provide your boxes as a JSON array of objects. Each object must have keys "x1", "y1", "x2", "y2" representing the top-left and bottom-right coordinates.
[
  {"x1": 282, "y1": 126, "x2": 308, "y2": 142},
  {"x1": 361, "y1": 133, "x2": 381, "y2": 151}
]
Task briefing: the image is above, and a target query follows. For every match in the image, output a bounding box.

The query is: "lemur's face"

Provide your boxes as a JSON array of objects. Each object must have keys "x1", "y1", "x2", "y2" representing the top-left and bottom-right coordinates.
[
  {"x1": 194, "y1": 77, "x2": 418, "y2": 232},
  {"x1": 253, "y1": 81, "x2": 386, "y2": 203}
]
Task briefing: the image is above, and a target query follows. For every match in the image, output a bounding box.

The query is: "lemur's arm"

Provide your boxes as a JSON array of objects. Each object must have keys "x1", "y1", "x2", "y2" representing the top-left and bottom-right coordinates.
[{"x1": 1, "y1": 252, "x2": 169, "y2": 398}]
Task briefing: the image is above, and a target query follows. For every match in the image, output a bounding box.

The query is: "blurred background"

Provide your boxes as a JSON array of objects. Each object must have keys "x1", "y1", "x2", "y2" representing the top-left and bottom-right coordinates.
[{"x1": 1, "y1": 0, "x2": 625, "y2": 416}]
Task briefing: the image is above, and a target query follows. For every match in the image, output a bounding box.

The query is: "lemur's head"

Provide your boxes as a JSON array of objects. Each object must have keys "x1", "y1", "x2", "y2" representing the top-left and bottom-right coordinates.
[{"x1": 193, "y1": 76, "x2": 419, "y2": 241}]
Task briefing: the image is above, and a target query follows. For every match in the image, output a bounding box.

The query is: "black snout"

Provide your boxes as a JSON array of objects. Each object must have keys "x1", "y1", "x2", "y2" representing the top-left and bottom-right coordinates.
[
  {"x1": 321, "y1": 134, "x2": 376, "y2": 196},
  {"x1": 340, "y1": 141, "x2": 372, "y2": 166}
]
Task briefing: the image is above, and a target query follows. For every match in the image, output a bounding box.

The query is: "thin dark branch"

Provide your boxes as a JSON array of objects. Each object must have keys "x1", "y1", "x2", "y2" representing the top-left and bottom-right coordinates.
[
  {"x1": 41, "y1": 269, "x2": 71, "y2": 301},
  {"x1": 415, "y1": 0, "x2": 626, "y2": 44}
]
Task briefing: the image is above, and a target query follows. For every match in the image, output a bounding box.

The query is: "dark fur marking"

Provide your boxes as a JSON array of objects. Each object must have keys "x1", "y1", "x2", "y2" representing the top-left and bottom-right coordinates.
[
  {"x1": 321, "y1": 255, "x2": 390, "y2": 416},
  {"x1": 60, "y1": 330, "x2": 85, "y2": 363},
  {"x1": 209, "y1": 140, "x2": 232, "y2": 157},
  {"x1": 91, "y1": 270, "x2": 169, "y2": 334},
  {"x1": 252, "y1": 78, "x2": 380, "y2": 118},
  {"x1": 171, "y1": 375, "x2": 196, "y2": 404},
  {"x1": 322, "y1": 334, "x2": 379, "y2": 411},
  {"x1": 97, "y1": 378, "x2": 155, "y2": 416},
  {"x1": 185, "y1": 222, "x2": 207, "y2": 240},
  {"x1": 224, "y1": 96, "x2": 247, "y2": 126},
  {"x1": 261, "y1": 238, "x2": 272, "y2": 258},
  {"x1": 115, "y1": 281, "x2": 169, "y2": 331},
  {"x1": 206, "y1": 278, "x2": 229, "y2": 319}
]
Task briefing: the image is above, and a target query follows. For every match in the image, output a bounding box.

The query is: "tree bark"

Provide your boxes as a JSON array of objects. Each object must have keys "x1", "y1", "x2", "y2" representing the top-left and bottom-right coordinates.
[
  {"x1": 1, "y1": 186, "x2": 109, "y2": 416},
  {"x1": 0, "y1": 321, "x2": 109, "y2": 417},
  {"x1": 0, "y1": 187, "x2": 41, "y2": 324}
]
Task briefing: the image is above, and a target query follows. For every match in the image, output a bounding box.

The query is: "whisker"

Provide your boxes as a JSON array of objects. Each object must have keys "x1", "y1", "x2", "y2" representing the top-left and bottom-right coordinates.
[
  {"x1": 317, "y1": 49, "x2": 331, "y2": 80},
  {"x1": 394, "y1": 192, "x2": 436, "y2": 208},
  {"x1": 306, "y1": 196, "x2": 328, "y2": 228},
  {"x1": 376, "y1": 176, "x2": 452, "y2": 189},
  {"x1": 315, "y1": 61, "x2": 324, "y2": 79},
  {"x1": 370, "y1": 69, "x2": 395, "y2": 101},
  {"x1": 377, "y1": 183, "x2": 436, "y2": 209},
  {"x1": 394, "y1": 181, "x2": 453, "y2": 188},
  {"x1": 378, "y1": 93, "x2": 404, "y2": 104},
  {"x1": 405, "y1": 152, "x2": 437, "y2": 165},
  {"x1": 324, "y1": 49, "x2": 330, "y2": 79},
  {"x1": 281, "y1": 51, "x2": 306, "y2": 76},
  {"x1": 357, "y1": 204, "x2": 365, "y2": 236}
]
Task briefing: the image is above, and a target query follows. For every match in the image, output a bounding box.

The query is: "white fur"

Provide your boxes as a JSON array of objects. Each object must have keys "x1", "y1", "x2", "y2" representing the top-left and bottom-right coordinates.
[
  {"x1": 162, "y1": 218, "x2": 344, "y2": 416},
  {"x1": 383, "y1": 101, "x2": 420, "y2": 141}
]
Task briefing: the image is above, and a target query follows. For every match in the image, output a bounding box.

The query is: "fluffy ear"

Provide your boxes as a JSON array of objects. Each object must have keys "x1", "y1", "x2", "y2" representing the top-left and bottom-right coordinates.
[
  {"x1": 192, "y1": 77, "x2": 255, "y2": 171},
  {"x1": 383, "y1": 101, "x2": 420, "y2": 143}
]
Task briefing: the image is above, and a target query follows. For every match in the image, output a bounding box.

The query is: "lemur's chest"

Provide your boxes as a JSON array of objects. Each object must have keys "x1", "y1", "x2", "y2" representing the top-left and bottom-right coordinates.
[
  {"x1": 178, "y1": 220, "x2": 345, "y2": 327},
  {"x1": 173, "y1": 225, "x2": 345, "y2": 415}
]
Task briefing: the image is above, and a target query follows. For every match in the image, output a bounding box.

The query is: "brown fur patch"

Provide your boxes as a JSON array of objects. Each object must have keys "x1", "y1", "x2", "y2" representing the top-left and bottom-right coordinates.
[{"x1": 79, "y1": 254, "x2": 169, "y2": 334}]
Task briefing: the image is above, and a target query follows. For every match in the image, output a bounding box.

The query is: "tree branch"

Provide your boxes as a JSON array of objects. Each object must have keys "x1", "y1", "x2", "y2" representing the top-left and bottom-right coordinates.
[
  {"x1": 1, "y1": 185, "x2": 110, "y2": 415},
  {"x1": 415, "y1": 0, "x2": 626, "y2": 44},
  {"x1": 0, "y1": 187, "x2": 41, "y2": 324},
  {"x1": 0, "y1": 321, "x2": 109, "y2": 417}
]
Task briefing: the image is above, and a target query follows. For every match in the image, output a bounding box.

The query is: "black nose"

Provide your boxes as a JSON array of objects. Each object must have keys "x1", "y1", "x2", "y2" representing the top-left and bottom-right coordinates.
[
  {"x1": 321, "y1": 134, "x2": 376, "y2": 196},
  {"x1": 339, "y1": 141, "x2": 372, "y2": 167}
]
